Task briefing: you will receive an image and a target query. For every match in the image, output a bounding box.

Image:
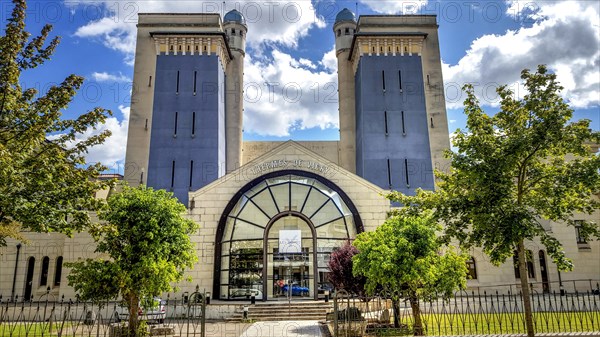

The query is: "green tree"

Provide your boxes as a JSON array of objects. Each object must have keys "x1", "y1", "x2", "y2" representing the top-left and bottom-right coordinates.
[
  {"x1": 390, "y1": 65, "x2": 600, "y2": 337},
  {"x1": 352, "y1": 213, "x2": 468, "y2": 335},
  {"x1": 0, "y1": 0, "x2": 113, "y2": 246},
  {"x1": 67, "y1": 186, "x2": 199, "y2": 337}
]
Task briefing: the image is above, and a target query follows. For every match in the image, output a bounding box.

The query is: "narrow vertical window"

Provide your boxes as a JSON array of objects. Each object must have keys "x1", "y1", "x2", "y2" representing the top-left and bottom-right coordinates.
[
  {"x1": 192, "y1": 111, "x2": 196, "y2": 136},
  {"x1": 466, "y1": 257, "x2": 477, "y2": 279},
  {"x1": 384, "y1": 111, "x2": 389, "y2": 135},
  {"x1": 387, "y1": 159, "x2": 392, "y2": 188},
  {"x1": 148, "y1": 75, "x2": 152, "y2": 87},
  {"x1": 426, "y1": 74, "x2": 430, "y2": 85},
  {"x1": 171, "y1": 161, "x2": 175, "y2": 188},
  {"x1": 430, "y1": 117, "x2": 434, "y2": 128},
  {"x1": 398, "y1": 70, "x2": 403, "y2": 92},
  {"x1": 401, "y1": 111, "x2": 406, "y2": 135},
  {"x1": 40, "y1": 256, "x2": 49, "y2": 287},
  {"x1": 176, "y1": 71, "x2": 180, "y2": 94},
  {"x1": 174, "y1": 112, "x2": 178, "y2": 136},
  {"x1": 189, "y1": 161, "x2": 194, "y2": 188},
  {"x1": 193, "y1": 71, "x2": 197, "y2": 95},
  {"x1": 54, "y1": 257, "x2": 63, "y2": 286},
  {"x1": 404, "y1": 158, "x2": 410, "y2": 187},
  {"x1": 382, "y1": 70, "x2": 386, "y2": 91}
]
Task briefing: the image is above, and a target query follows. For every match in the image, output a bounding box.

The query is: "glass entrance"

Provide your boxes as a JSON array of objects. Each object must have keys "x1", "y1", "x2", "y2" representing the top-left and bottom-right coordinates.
[
  {"x1": 216, "y1": 171, "x2": 362, "y2": 301},
  {"x1": 266, "y1": 215, "x2": 315, "y2": 299}
]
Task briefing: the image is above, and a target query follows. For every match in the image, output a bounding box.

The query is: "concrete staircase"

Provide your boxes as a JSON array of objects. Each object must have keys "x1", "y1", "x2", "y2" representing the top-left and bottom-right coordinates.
[{"x1": 227, "y1": 301, "x2": 333, "y2": 321}]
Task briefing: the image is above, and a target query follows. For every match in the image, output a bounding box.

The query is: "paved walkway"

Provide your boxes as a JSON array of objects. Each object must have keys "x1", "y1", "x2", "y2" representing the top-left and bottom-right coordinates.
[{"x1": 203, "y1": 321, "x2": 323, "y2": 337}]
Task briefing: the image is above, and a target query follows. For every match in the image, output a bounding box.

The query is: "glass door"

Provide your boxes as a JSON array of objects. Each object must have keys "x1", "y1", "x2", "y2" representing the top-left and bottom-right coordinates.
[{"x1": 265, "y1": 215, "x2": 315, "y2": 300}]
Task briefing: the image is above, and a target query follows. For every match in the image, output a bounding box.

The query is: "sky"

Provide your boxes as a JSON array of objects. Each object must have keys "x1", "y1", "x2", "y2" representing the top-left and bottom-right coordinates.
[{"x1": 4, "y1": 0, "x2": 600, "y2": 174}]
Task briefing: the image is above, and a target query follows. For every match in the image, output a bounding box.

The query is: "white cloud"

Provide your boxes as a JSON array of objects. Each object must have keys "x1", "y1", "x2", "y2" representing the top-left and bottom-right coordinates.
[
  {"x1": 359, "y1": 0, "x2": 427, "y2": 14},
  {"x1": 49, "y1": 105, "x2": 129, "y2": 169},
  {"x1": 242, "y1": 49, "x2": 339, "y2": 136},
  {"x1": 320, "y1": 47, "x2": 337, "y2": 72},
  {"x1": 75, "y1": 17, "x2": 137, "y2": 65},
  {"x1": 443, "y1": 1, "x2": 600, "y2": 109},
  {"x1": 69, "y1": 1, "x2": 324, "y2": 61},
  {"x1": 91, "y1": 72, "x2": 131, "y2": 83}
]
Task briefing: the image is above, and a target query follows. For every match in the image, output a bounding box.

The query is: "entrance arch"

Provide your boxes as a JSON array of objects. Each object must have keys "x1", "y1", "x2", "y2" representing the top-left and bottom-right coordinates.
[{"x1": 214, "y1": 170, "x2": 363, "y2": 300}]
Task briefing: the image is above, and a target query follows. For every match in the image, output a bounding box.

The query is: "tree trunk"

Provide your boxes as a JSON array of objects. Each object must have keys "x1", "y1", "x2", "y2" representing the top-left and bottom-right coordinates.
[
  {"x1": 391, "y1": 297, "x2": 401, "y2": 328},
  {"x1": 409, "y1": 293, "x2": 424, "y2": 336},
  {"x1": 517, "y1": 240, "x2": 535, "y2": 337},
  {"x1": 126, "y1": 293, "x2": 139, "y2": 337}
]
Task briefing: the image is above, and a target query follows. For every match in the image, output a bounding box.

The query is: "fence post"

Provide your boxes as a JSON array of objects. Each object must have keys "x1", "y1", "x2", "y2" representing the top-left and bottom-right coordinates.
[
  {"x1": 333, "y1": 292, "x2": 338, "y2": 337},
  {"x1": 201, "y1": 290, "x2": 206, "y2": 337}
]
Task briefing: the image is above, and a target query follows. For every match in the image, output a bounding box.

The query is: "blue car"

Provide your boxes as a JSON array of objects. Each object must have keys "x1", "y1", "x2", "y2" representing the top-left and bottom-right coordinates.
[{"x1": 282, "y1": 284, "x2": 309, "y2": 296}]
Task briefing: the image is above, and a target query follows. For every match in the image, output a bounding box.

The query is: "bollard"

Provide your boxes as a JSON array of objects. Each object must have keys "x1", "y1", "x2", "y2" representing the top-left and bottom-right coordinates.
[
  {"x1": 324, "y1": 290, "x2": 329, "y2": 303},
  {"x1": 206, "y1": 292, "x2": 211, "y2": 305},
  {"x1": 251, "y1": 295, "x2": 255, "y2": 305}
]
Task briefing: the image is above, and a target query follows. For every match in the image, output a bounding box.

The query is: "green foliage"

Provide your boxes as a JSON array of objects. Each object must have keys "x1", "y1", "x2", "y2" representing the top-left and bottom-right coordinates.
[
  {"x1": 352, "y1": 213, "x2": 468, "y2": 299},
  {"x1": 389, "y1": 65, "x2": 600, "y2": 270},
  {"x1": 67, "y1": 186, "x2": 198, "y2": 336},
  {"x1": 387, "y1": 65, "x2": 600, "y2": 337},
  {"x1": 66, "y1": 259, "x2": 121, "y2": 304},
  {"x1": 0, "y1": 0, "x2": 113, "y2": 246}
]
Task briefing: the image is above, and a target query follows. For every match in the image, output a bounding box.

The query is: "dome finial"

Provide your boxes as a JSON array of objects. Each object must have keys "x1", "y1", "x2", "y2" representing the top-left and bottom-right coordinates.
[
  {"x1": 224, "y1": 9, "x2": 246, "y2": 25},
  {"x1": 335, "y1": 8, "x2": 356, "y2": 23}
]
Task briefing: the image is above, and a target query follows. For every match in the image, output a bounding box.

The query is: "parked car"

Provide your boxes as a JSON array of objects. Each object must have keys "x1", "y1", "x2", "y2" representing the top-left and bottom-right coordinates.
[
  {"x1": 318, "y1": 283, "x2": 334, "y2": 295},
  {"x1": 229, "y1": 288, "x2": 263, "y2": 299},
  {"x1": 282, "y1": 284, "x2": 309, "y2": 296},
  {"x1": 116, "y1": 297, "x2": 166, "y2": 324}
]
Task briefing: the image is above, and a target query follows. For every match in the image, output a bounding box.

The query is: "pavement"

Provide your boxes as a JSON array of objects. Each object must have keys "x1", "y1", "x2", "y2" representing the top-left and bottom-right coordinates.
[{"x1": 203, "y1": 320, "x2": 324, "y2": 337}]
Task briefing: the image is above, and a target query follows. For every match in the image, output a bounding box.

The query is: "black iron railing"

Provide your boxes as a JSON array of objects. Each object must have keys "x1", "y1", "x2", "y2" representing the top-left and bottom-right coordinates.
[
  {"x1": 0, "y1": 288, "x2": 206, "y2": 337},
  {"x1": 331, "y1": 280, "x2": 600, "y2": 336}
]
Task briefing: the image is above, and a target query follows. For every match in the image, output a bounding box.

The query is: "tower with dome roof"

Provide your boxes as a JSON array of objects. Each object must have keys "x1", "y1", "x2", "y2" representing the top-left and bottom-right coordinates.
[
  {"x1": 223, "y1": 9, "x2": 247, "y2": 173},
  {"x1": 333, "y1": 8, "x2": 450, "y2": 195},
  {"x1": 124, "y1": 12, "x2": 241, "y2": 206}
]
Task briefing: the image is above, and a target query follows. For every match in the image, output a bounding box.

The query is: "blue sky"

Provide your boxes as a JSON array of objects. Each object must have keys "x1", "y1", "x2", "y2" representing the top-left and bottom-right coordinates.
[{"x1": 5, "y1": 0, "x2": 600, "y2": 173}]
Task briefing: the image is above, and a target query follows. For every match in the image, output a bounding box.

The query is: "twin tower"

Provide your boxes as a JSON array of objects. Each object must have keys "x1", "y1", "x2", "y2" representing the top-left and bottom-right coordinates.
[{"x1": 124, "y1": 9, "x2": 450, "y2": 205}]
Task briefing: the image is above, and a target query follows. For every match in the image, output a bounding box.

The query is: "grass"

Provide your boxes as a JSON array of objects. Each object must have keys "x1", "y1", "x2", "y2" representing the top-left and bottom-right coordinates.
[
  {"x1": 0, "y1": 322, "x2": 72, "y2": 337},
  {"x1": 360, "y1": 311, "x2": 600, "y2": 336}
]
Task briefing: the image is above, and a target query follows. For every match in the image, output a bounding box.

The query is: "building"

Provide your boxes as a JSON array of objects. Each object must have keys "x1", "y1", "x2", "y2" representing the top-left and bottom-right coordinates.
[{"x1": 0, "y1": 9, "x2": 597, "y2": 303}]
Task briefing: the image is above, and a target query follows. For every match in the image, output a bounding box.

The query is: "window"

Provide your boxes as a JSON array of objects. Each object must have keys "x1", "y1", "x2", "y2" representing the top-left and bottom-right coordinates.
[
  {"x1": 189, "y1": 161, "x2": 194, "y2": 188},
  {"x1": 176, "y1": 71, "x2": 180, "y2": 94},
  {"x1": 231, "y1": 28, "x2": 236, "y2": 35},
  {"x1": 40, "y1": 256, "x2": 50, "y2": 287},
  {"x1": 514, "y1": 250, "x2": 535, "y2": 279},
  {"x1": 192, "y1": 112, "x2": 196, "y2": 136},
  {"x1": 466, "y1": 257, "x2": 477, "y2": 279},
  {"x1": 174, "y1": 112, "x2": 178, "y2": 136},
  {"x1": 575, "y1": 220, "x2": 587, "y2": 244},
  {"x1": 171, "y1": 161, "x2": 175, "y2": 188},
  {"x1": 398, "y1": 70, "x2": 403, "y2": 92},
  {"x1": 344, "y1": 27, "x2": 349, "y2": 35},
  {"x1": 404, "y1": 159, "x2": 410, "y2": 187},
  {"x1": 401, "y1": 110, "x2": 406, "y2": 135},
  {"x1": 54, "y1": 257, "x2": 63, "y2": 286},
  {"x1": 387, "y1": 159, "x2": 392, "y2": 188},
  {"x1": 337, "y1": 29, "x2": 341, "y2": 37},
  {"x1": 381, "y1": 70, "x2": 386, "y2": 91},
  {"x1": 384, "y1": 111, "x2": 388, "y2": 135},
  {"x1": 193, "y1": 71, "x2": 197, "y2": 94}
]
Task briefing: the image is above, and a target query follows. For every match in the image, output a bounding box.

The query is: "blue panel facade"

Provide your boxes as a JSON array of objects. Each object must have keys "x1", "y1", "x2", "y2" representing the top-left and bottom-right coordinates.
[
  {"x1": 147, "y1": 55, "x2": 226, "y2": 205},
  {"x1": 355, "y1": 55, "x2": 434, "y2": 195}
]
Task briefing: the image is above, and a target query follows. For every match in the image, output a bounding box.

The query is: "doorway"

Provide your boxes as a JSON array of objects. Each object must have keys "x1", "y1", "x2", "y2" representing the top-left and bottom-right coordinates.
[
  {"x1": 265, "y1": 213, "x2": 316, "y2": 300},
  {"x1": 24, "y1": 257, "x2": 35, "y2": 301}
]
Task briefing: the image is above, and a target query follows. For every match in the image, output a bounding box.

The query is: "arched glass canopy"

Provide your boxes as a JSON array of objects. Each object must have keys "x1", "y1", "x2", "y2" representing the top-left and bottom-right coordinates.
[{"x1": 215, "y1": 171, "x2": 362, "y2": 300}]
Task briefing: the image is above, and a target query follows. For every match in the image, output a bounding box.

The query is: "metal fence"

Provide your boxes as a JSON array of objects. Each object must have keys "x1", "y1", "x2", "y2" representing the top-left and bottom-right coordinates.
[
  {"x1": 331, "y1": 282, "x2": 600, "y2": 336},
  {"x1": 0, "y1": 288, "x2": 206, "y2": 337}
]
